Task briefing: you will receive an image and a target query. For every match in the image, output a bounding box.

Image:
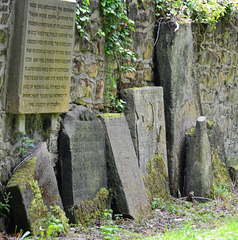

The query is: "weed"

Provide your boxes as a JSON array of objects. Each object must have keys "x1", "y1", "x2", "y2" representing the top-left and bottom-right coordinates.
[
  {"x1": 0, "y1": 193, "x2": 10, "y2": 219},
  {"x1": 16, "y1": 132, "x2": 35, "y2": 158}
]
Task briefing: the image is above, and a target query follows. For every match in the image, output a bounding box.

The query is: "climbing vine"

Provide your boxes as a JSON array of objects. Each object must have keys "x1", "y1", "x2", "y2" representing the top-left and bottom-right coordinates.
[
  {"x1": 75, "y1": 0, "x2": 91, "y2": 41},
  {"x1": 100, "y1": 0, "x2": 136, "y2": 68},
  {"x1": 155, "y1": 0, "x2": 238, "y2": 25}
]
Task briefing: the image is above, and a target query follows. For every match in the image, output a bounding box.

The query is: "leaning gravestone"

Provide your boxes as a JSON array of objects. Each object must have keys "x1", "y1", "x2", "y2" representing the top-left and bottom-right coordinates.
[
  {"x1": 122, "y1": 87, "x2": 168, "y2": 177},
  {"x1": 59, "y1": 106, "x2": 107, "y2": 221},
  {"x1": 6, "y1": 0, "x2": 76, "y2": 113},
  {"x1": 7, "y1": 142, "x2": 64, "y2": 233},
  {"x1": 99, "y1": 114, "x2": 151, "y2": 220},
  {"x1": 185, "y1": 116, "x2": 213, "y2": 197}
]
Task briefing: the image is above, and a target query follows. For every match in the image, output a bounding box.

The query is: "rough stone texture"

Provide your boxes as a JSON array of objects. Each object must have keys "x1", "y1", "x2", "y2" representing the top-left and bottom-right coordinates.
[
  {"x1": 122, "y1": 87, "x2": 168, "y2": 177},
  {"x1": 6, "y1": 0, "x2": 76, "y2": 114},
  {"x1": 99, "y1": 114, "x2": 151, "y2": 220},
  {"x1": 6, "y1": 142, "x2": 63, "y2": 230},
  {"x1": 193, "y1": 19, "x2": 238, "y2": 162},
  {"x1": 156, "y1": 23, "x2": 200, "y2": 196},
  {"x1": 59, "y1": 106, "x2": 107, "y2": 220},
  {"x1": 185, "y1": 116, "x2": 213, "y2": 197}
]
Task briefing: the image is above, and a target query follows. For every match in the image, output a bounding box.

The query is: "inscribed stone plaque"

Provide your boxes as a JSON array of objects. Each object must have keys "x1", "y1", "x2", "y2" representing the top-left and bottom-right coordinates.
[
  {"x1": 59, "y1": 106, "x2": 107, "y2": 218},
  {"x1": 99, "y1": 114, "x2": 151, "y2": 220},
  {"x1": 6, "y1": 0, "x2": 76, "y2": 113}
]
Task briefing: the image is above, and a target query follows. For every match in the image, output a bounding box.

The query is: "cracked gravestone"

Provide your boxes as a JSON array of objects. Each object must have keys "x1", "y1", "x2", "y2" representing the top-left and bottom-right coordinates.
[{"x1": 99, "y1": 113, "x2": 151, "y2": 220}]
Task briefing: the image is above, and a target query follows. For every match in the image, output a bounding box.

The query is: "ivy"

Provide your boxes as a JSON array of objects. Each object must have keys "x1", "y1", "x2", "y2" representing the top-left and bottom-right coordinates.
[
  {"x1": 155, "y1": 0, "x2": 238, "y2": 26},
  {"x1": 100, "y1": 0, "x2": 136, "y2": 65},
  {"x1": 75, "y1": 0, "x2": 91, "y2": 41}
]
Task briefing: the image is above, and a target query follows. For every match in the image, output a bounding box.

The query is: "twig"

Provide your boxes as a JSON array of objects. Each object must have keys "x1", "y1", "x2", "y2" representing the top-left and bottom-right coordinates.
[{"x1": 154, "y1": 18, "x2": 164, "y2": 47}]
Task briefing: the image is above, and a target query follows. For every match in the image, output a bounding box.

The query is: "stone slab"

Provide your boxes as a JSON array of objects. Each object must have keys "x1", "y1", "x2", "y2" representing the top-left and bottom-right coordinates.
[
  {"x1": 6, "y1": 142, "x2": 63, "y2": 231},
  {"x1": 59, "y1": 106, "x2": 107, "y2": 220},
  {"x1": 99, "y1": 114, "x2": 151, "y2": 220},
  {"x1": 122, "y1": 87, "x2": 168, "y2": 177},
  {"x1": 185, "y1": 116, "x2": 213, "y2": 197},
  {"x1": 6, "y1": 0, "x2": 76, "y2": 114}
]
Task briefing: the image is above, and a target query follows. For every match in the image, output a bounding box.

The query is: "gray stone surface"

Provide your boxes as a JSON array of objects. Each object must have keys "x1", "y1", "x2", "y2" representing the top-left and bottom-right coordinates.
[
  {"x1": 156, "y1": 23, "x2": 200, "y2": 196},
  {"x1": 6, "y1": 0, "x2": 76, "y2": 113},
  {"x1": 59, "y1": 106, "x2": 107, "y2": 217},
  {"x1": 122, "y1": 87, "x2": 168, "y2": 177},
  {"x1": 6, "y1": 142, "x2": 63, "y2": 231},
  {"x1": 185, "y1": 116, "x2": 213, "y2": 197},
  {"x1": 100, "y1": 114, "x2": 151, "y2": 220}
]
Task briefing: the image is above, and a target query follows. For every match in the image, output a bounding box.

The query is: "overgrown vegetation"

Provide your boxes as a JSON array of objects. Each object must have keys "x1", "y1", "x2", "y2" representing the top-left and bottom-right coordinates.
[
  {"x1": 16, "y1": 132, "x2": 34, "y2": 158},
  {"x1": 104, "y1": 68, "x2": 126, "y2": 113},
  {"x1": 143, "y1": 155, "x2": 170, "y2": 203},
  {"x1": 155, "y1": 0, "x2": 238, "y2": 26},
  {"x1": 75, "y1": 188, "x2": 109, "y2": 226}
]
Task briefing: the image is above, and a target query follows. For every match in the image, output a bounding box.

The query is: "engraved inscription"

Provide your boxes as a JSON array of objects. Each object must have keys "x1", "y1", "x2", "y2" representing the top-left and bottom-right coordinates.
[{"x1": 19, "y1": 0, "x2": 75, "y2": 113}]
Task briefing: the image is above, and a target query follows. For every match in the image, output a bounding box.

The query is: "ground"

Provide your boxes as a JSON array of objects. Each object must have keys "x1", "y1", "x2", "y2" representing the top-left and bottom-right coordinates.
[{"x1": 2, "y1": 186, "x2": 238, "y2": 239}]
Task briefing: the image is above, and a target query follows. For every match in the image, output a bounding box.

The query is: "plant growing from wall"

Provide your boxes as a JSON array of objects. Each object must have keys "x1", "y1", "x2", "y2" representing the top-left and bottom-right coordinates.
[
  {"x1": 104, "y1": 68, "x2": 126, "y2": 113},
  {"x1": 75, "y1": 0, "x2": 91, "y2": 41},
  {"x1": 155, "y1": 0, "x2": 238, "y2": 26},
  {"x1": 16, "y1": 132, "x2": 35, "y2": 158},
  {"x1": 100, "y1": 0, "x2": 136, "y2": 87}
]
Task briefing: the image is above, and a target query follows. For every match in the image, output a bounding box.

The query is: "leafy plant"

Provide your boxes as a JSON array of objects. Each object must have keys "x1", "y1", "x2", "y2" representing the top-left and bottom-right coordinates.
[
  {"x1": 39, "y1": 210, "x2": 69, "y2": 238},
  {"x1": 0, "y1": 193, "x2": 10, "y2": 219},
  {"x1": 155, "y1": 0, "x2": 238, "y2": 26},
  {"x1": 16, "y1": 132, "x2": 35, "y2": 158},
  {"x1": 104, "y1": 68, "x2": 126, "y2": 113},
  {"x1": 75, "y1": 0, "x2": 91, "y2": 41}
]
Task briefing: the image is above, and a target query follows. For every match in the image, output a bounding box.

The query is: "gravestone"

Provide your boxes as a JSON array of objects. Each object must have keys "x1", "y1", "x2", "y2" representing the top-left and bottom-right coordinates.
[
  {"x1": 7, "y1": 142, "x2": 63, "y2": 232},
  {"x1": 99, "y1": 114, "x2": 151, "y2": 220},
  {"x1": 185, "y1": 116, "x2": 213, "y2": 197},
  {"x1": 59, "y1": 106, "x2": 107, "y2": 220},
  {"x1": 6, "y1": 0, "x2": 76, "y2": 113},
  {"x1": 122, "y1": 87, "x2": 168, "y2": 177}
]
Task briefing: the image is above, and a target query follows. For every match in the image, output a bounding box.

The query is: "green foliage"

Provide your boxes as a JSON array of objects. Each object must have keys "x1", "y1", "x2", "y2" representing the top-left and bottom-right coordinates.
[
  {"x1": 39, "y1": 208, "x2": 69, "y2": 238},
  {"x1": 0, "y1": 193, "x2": 10, "y2": 219},
  {"x1": 75, "y1": 188, "x2": 109, "y2": 226},
  {"x1": 155, "y1": 0, "x2": 238, "y2": 26},
  {"x1": 143, "y1": 155, "x2": 169, "y2": 204},
  {"x1": 16, "y1": 132, "x2": 35, "y2": 158},
  {"x1": 75, "y1": 0, "x2": 91, "y2": 41},
  {"x1": 104, "y1": 68, "x2": 126, "y2": 113},
  {"x1": 100, "y1": 0, "x2": 135, "y2": 61}
]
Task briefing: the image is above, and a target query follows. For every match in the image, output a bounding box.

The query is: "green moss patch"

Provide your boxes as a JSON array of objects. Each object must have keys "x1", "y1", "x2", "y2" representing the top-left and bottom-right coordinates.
[
  {"x1": 143, "y1": 155, "x2": 170, "y2": 203},
  {"x1": 97, "y1": 113, "x2": 124, "y2": 120},
  {"x1": 75, "y1": 188, "x2": 109, "y2": 226}
]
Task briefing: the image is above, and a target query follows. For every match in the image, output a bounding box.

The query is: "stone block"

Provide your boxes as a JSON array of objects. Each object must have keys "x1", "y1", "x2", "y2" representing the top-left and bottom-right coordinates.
[
  {"x1": 81, "y1": 79, "x2": 94, "y2": 98},
  {"x1": 185, "y1": 116, "x2": 213, "y2": 197},
  {"x1": 99, "y1": 113, "x2": 151, "y2": 220},
  {"x1": 88, "y1": 63, "x2": 99, "y2": 78},
  {"x1": 7, "y1": 142, "x2": 63, "y2": 233},
  {"x1": 6, "y1": 0, "x2": 76, "y2": 114},
  {"x1": 59, "y1": 106, "x2": 107, "y2": 221},
  {"x1": 122, "y1": 87, "x2": 168, "y2": 177},
  {"x1": 96, "y1": 79, "x2": 104, "y2": 100}
]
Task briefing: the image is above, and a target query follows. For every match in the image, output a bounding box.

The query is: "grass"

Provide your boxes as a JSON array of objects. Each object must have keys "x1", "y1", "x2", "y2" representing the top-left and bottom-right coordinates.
[{"x1": 148, "y1": 218, "x2": 238, "y2": 239}]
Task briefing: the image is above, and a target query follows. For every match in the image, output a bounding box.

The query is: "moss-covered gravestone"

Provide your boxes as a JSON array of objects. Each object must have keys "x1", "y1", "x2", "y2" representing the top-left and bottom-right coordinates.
[{"x1": 7, "y1": 142, "x2": 65, "y2": 235}]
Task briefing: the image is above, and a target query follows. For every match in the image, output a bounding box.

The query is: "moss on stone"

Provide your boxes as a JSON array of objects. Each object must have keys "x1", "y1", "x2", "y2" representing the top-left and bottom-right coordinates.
[
  {"x1": 186, "y1": 127, "x2": 195, "y2": 134},
  {"x1": 97, "y1": 113, "x2": 124, "y2": 120},
  {"x1": 7, "y1": 157, "x2": 36, "y2": 191},
  {"x1": 143, "y1": 155, "x2": 170, "y2": 203},
  {"x1": 74, "y1": 98, "x2": 89, "y2": 108},
  {"x1": 28, "y1": 178, "x2": 48, "y2": 235},
  {"x1": 75, "y1": 188, "x2": 109, "y2": 226}
]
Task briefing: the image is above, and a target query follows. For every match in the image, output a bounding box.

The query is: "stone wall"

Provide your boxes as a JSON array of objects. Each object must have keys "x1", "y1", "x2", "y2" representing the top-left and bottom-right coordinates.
[{"x1": 193, "y1": 18, "x2": 238, "y2": 161}]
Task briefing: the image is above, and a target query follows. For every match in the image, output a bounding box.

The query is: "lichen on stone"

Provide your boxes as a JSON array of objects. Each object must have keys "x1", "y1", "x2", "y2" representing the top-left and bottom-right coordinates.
[
  {"x1": 143, "y1": 155, "x2": 170, "y2": 203},
  {"x1": 75, "y1": 188, "x2": 109, "y2": 226}
]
